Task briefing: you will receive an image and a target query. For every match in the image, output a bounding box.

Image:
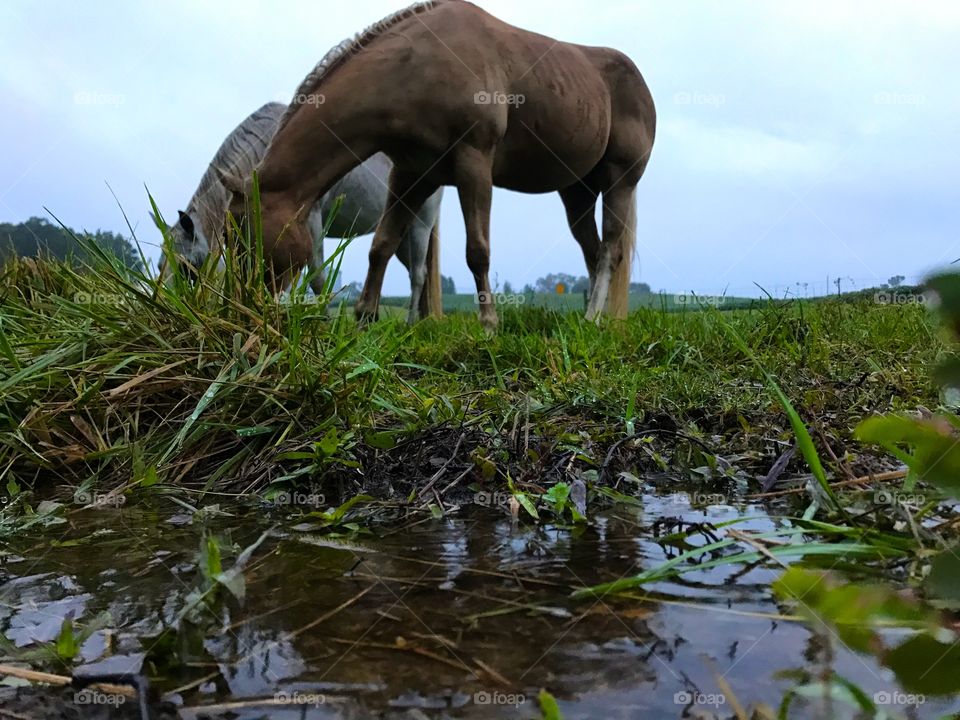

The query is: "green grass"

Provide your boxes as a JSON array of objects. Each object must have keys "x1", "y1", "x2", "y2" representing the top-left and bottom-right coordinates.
[{"x1": 0, "y1": 246, "x2": 941, "y2": 500}]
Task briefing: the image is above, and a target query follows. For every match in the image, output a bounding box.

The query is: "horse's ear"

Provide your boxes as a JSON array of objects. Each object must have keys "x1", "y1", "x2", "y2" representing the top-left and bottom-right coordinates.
[
  {"x1": 177, "y1": 210, "x2": 195, "y2": 235},
  {"x1": 214, "y1": 165, "x2": 245, "y2": 195}
]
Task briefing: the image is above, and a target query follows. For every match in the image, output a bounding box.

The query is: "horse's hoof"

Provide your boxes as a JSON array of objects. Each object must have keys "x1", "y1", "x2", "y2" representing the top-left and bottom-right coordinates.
[
  {"x1": 480, "y1": 314, "x2": 499, "y2": 336},
  {"x1": 355, "y1": 310, "x2": 379, "y2": 326}
]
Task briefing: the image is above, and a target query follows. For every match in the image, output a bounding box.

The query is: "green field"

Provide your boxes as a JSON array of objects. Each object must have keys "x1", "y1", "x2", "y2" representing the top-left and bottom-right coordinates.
[{"x1": 379, "y1": 290, "x2": 760, "y2": 314}]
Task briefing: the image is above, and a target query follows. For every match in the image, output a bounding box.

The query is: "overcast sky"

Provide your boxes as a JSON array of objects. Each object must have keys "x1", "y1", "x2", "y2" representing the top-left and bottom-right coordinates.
[{"x1": 1, "y1": 1, "x2": 957, "y2": 297}]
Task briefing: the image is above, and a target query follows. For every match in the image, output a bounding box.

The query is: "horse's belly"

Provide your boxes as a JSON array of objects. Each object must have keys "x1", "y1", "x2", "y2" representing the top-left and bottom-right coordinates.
[{"x1": 492, "y1": 88, "x2": 610, "y2": 193}]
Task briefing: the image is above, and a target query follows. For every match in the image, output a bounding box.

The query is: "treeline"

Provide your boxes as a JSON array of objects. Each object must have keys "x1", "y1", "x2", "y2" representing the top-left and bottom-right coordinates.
[
  {"x1": 0, "y1": 217, "x2": 141, "y2": 269},
  {"x1": 522, "y1": 273, "x2": 651, "y2": 295}
]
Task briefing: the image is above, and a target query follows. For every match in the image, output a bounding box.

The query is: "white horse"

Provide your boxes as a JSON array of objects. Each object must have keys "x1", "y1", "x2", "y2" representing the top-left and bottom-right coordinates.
[{"x1": 157, "y1": 102, "x2": 443, "y2": 321}]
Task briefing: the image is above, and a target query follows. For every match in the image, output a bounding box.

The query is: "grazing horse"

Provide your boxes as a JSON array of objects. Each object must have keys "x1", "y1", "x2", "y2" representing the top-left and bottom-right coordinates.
[
  {"x1": 159, "y1": 102, "x2": 444, "y2": 322},
  {"x1": 223, "y1": 0, "x2": 656, "y2": 330}
]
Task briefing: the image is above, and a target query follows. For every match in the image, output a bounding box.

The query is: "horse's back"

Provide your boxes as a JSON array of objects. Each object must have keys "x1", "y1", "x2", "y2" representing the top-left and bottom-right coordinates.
[{"x1": 364, "y1": 1, "x2": 613, "y2": 191}]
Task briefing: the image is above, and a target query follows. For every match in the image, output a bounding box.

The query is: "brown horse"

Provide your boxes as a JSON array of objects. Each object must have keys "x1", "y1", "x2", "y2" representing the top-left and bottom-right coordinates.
[{"x1": 224, "y1": 0, "x2": 656, "y2": 329}]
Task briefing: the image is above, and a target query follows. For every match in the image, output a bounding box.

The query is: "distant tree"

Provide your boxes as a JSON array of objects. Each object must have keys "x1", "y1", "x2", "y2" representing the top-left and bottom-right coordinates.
[
  {"x1": 888, "y1": 275, "x2": 906, "y2": 288},
  {"x1": 535, "y1": 272, "x2": 585, "y2": 294},
  {"x1": 522, "y1": 283, "x2": 535, "y2": 295},
  {"x1": 628, "y1": 281, "x2": 651, "y2": 295},
  {"x1": 503, "y1": 280, "x2": 514, "y2": 294},
  {"x1": 441, "y1": 275, "x2": 456, "y2": 294},
  {"x1": 0, "y1": 217, "x2": 141, "y2": 269}
]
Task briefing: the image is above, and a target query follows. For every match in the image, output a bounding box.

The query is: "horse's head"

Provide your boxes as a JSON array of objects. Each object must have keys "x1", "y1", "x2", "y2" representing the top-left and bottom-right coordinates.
[
  {"x1": 154, "y1": 209, "x2": 209, "y2": 283},
  {"x1": 219, "y1": 170, "x2": 314, "y2": 292}
]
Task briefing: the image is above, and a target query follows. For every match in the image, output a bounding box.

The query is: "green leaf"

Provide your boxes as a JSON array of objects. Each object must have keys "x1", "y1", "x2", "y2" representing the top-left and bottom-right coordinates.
[
  {"x1": 235, "y1": 425, "x2": 276, "y2": 437},
  {"x1": 933, "y1": 356, "x2": 960, "y2": 389},
  {"x1": 471, "y1": 450, "x2": 497, "y2": 481},
  {"x1": 926, "y1": 550, "x2": 960, "y2": 605},
  {"x1": 514, "y1": 491, "x2": 539, "y2": 520},
  {"x1": 55, "y1": 617, "x2": 78, "y2": 661},
  {"x1": 6, "y1": 477, "x2": 20, "y2": 498},
  {"x1": 200, "y1": 535, "x2": 223, "y2": 583},
  {"x1": 543, "y1": 483, "x2": 570, "y2": 512},
  {"x1": 316, "y1": 428, "x2": 341, "y2": 458},
  {"x1": 346, "y1": 361, "x2": 380, "y2": 380},
  {"x1": 926, "y1": 272, "x2": 960, "y2": 336},
  {"x1": 317, "y1": 494, "x2": 374, "y2": 525},
  {"x1": 885, "y1": 635, "x2": 960, "y2": 695},
  {"x1": 139, "y1": 465, "x2": 160, "y2": 488},
  {"x1": 366, "y1": 431, "x2": 396, "y2": 450},
  {"x1": 772, "y1": 567, "x2": 933, "y2": 653},
  {"x1": 856, "y1": 415, "x2": 960, "y2": 495},
  {"x1": 538, "y1": 689, "x2": 563, "y2": 720}
]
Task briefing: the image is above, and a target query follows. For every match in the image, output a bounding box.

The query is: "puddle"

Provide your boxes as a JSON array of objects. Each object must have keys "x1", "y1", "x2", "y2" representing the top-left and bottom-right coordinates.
[{"x1": 1, "y1": 492, "x2": 954, "y2": 719}]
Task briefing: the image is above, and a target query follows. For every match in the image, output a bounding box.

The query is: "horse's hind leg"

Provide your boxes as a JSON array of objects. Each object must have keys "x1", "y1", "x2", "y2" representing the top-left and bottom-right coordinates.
[
  {"x1": 586, "y1": 182, "x2": 637, "y2": 321},
  {"x1": 559, "y1": 184, "x2": 601, "y2": 295},
  {"x1": 356, "y1": 170, "x2": 438, "y2": 324},
  {"x1": 394, "y1": 204, "x2": 432, "y2": 325},
  {"x1": 455, "y1": 147, "x2": 497, "y2": 333}
]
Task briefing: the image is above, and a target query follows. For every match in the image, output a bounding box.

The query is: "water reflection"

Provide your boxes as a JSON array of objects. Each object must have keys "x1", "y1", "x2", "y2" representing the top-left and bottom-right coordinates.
[{"x1": 1, "y1": 497, "x2": 955, "y2": 719}]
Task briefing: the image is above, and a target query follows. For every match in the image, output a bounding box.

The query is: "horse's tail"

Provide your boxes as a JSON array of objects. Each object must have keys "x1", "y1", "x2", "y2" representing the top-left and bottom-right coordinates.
[
  {"x1": 606, "y1": 186, "x2": 636, "y2": 319},
  {"x1": 419, "y1": 219, "x2": 444, "y2": 318}
]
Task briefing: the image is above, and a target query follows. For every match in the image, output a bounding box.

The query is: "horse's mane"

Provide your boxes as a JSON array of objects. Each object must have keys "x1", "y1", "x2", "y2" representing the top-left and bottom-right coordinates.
[
  {"x1": 186, "y1": 102, "x2": 285, "y2": 241},
  {"x1": 276, "y1": 0, "x2": 449, "y2": 133}
]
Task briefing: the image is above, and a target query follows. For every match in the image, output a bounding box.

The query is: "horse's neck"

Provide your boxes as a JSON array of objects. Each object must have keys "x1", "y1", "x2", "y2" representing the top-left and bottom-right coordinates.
[{"x1": 259, "y1": 110, "x2": 376, "y2": 210}]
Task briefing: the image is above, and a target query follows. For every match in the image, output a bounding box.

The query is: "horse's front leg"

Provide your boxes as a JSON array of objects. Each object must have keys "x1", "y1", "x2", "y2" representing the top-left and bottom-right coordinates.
[
  {"x1": 306, "y1": 205, "x2": 328, "y2": 300},
  {"x1": 355, "y1": 170, "x2": 438, "y2": 325}
]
